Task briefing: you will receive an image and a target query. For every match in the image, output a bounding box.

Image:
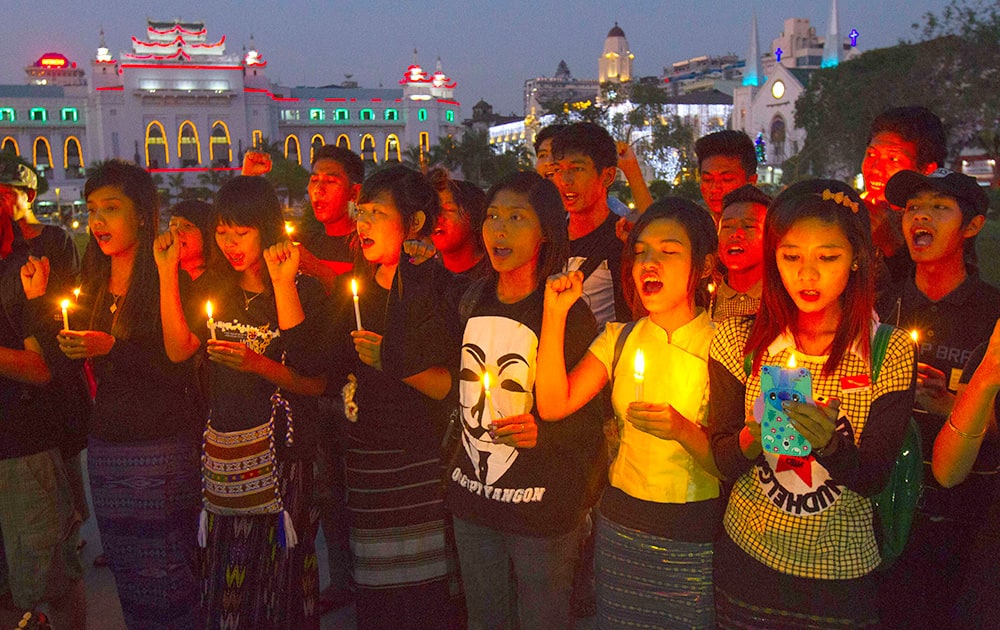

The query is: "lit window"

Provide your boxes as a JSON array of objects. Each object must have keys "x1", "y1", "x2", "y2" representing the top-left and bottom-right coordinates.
[
  {"x1": 418, "y1": 109, "x2": 428, "y2": 121},
  {"x1": 335, "y1": 109, "x2": 349, "y2": 121},
  {"x1": 446, "y1": 110, "x2": 455, "y2": 122},
  {"x1": 384, "y1": 109, "x2": 398, "y2": 121},
  {"x1": 419, "y1": 132, "x2": 430, "y2": 152},
  {"x1": 252, "y1": 130, "x2": 263, "y2": 148},
  {"x1": 30, "y1": 108, "x2": 47, "y2": 122},
  {"x1": 360, "y1": 109, "x2": 374, "y2": 121},
  {"x1": 61, "y1": 107, "x2": 79, "y2": 122},
  {"x1": 0, "y1": 108, "x2": 14, "y2": 122},
  {"x1": 310, "y1": 108, "x2": 325, "y2": 121}
]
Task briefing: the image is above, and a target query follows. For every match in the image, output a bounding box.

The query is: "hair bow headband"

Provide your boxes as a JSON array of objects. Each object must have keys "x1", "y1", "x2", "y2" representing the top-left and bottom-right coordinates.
[{"x1": 821, "y1": 189, "x2": 859, "y2": 213}]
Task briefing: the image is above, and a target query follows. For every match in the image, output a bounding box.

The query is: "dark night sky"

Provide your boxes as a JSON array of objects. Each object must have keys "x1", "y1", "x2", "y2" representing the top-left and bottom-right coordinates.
[{"x1": 7, "y1": 1, "x2": 942, "y2": 115}]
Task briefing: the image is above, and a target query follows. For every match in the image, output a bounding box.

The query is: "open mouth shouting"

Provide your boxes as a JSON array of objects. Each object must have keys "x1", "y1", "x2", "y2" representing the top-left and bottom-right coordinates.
[
  {"x1": 640, "y1": 271, "x2": 663, "y2": 296},
  {"x1": 226, "y1": 252, "x2": 246, "y2": 268},
  {"x1": 358, "y1": 232, "x2": 375, "y2": 250},
  {"x1": 798, "y1": 289, "x2": 821, "y2": 303},
  {"x1": 491, "y1": 244, "x2": 513, "y2": 261},
  {"x1": 910, "y1": 227, "x2": 934, "y2": 249}
]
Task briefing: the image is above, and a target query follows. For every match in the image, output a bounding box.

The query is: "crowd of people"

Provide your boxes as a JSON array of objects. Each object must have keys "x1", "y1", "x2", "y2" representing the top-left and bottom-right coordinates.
[{"x1": 0, "y1": 104, "x2": 997, "y2": 630}]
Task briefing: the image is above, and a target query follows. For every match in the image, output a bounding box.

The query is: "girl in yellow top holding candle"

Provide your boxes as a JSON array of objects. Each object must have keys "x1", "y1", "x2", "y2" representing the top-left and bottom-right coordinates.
[
  {"x1": 708, "y1": 180, "x2": 915, "y2": 628},
  {"x1": 537, "y1": 198, "x2": 722, "y2": 629}
]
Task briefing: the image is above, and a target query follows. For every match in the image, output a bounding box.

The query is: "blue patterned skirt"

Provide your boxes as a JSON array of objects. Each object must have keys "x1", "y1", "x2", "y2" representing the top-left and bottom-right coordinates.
[
  {"x1": 87, "y1": 435, "x2": 202, "y2": 629},
  {"x1": 595, "y1": 514, "x2": 715, "y2": 629}
]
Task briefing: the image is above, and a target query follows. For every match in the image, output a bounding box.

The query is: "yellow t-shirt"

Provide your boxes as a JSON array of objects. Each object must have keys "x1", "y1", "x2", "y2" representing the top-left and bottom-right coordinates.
[{"x1": 589, "y1": 311, "x2": 719, "y2": 503}]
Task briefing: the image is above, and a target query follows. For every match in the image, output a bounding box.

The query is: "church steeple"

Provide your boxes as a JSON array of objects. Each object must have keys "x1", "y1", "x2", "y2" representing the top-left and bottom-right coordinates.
[
  {"x1": 743, "y1": 11, "x2": 762, "y2": 86},
  {"x1": 822, "y1": 0, "x2": 841, "y2": 68}
]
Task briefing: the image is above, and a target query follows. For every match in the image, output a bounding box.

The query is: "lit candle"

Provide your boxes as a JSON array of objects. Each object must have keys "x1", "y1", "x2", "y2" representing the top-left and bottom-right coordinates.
[
  {"x1": 788, "y1": 352, "x2": 797, "y2": 369},
  {"x1": 707, "y1": 282, "x2": 716, "y2": 294},
  {"x1": 633, "y1": 349, "x2": 645, "y2": 401},
  {"x1": 285, "y1": 222, "x2": 295, "y2": 237},
  {"x1": 483, "y1": 372, "x2": 498, "y2": 422},
  {"x1": 60, "y1": 299, "x2": 70, "y2": 331},
  {"x1": 351, "y1": 278, "x2": 363, "y2": 331},
  {"x1": 910, "y1": 329, "x2": 919, "y2": 345},
  {"x1": 206, "y1": 301, "x2": 217, "y2": 341},
  {"x1": 73, "y1": 287, "x2": 81, "y2": 301}
]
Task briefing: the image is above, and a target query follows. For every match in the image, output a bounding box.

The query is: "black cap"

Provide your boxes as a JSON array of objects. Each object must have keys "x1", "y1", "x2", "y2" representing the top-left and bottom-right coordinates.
[
  {"x1": 885, "y1": 168, "x2": 989, "y2": 218},
  {"x1": 0, "y1": 160, "x2": 38, "y2": 190}
]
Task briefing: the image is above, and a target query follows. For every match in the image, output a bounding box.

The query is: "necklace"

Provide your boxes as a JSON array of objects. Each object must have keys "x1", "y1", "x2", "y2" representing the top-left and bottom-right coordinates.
[
  {"x1": 109, "y1": 293, "x2": 123, "y2": 314},
  {"x1": 242, "y1": 288, "x2": 264, "y2": 311}
]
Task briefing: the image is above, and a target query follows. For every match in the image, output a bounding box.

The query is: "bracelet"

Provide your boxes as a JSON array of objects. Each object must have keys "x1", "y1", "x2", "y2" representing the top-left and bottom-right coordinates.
[{"x1": 947, "y1": 415, "x2": 987, "y2": 439}]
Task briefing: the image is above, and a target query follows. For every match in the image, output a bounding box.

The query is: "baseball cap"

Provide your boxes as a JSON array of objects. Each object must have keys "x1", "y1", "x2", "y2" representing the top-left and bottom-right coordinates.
[
  {"x1": 0, "y1": 160, "x2": 38, "y2": 191},
  {"x1": 885, "y1": 168, "x2": 989, "y2": 218}
]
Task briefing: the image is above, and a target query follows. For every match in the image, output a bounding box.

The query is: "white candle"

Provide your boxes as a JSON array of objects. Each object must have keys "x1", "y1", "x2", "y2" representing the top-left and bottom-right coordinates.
[
  {"x1": 633, "y1": 349, "x2": 645, "y2": 401},
  {"x1": 60, "y1": 299, "x2": 70, "y2": 331},
  {"x1": 351, "y1": 278, "x2": 363, "y2": 331},
  {"x1": 483, "y1": 372, "x2": 497, "y2": 422},
  {"x1": 206, "y1": 301, "x2": 217, "y2": 341}
]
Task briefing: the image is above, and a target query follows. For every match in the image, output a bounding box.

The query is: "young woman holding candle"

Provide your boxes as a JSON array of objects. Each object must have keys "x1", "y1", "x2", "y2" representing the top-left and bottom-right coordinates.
[
  {"x1": 536, "y1": 198, "x2": 721, "y2": 628},
  {"x1": 154, "y1": 175, "x2": 331, "y2": 628},
  {"x1": 708, "y1": 180, "x2": 916, "y2": 628},
  {"x1": 23, "y1": 159, "x2": 204, "y2": 628},
  {"x1": 444, "y1": 171, "x2": 604, "y2": 629},
  {"x1": 333, "y1": 165, "x2": 462, "y2": 629}
]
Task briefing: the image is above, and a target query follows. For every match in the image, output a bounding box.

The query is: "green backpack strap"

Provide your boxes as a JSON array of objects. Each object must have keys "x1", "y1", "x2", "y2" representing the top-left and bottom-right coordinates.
[
  {"x1": 871, "y1": 323, "x2": 894, "y2": 382},
  {"x1": 869, "y1": 322, "x2": 922, "y2": 570}
]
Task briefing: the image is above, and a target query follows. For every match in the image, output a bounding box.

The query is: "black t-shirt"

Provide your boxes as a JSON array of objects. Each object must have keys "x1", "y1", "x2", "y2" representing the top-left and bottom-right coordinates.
[
  {"x1": 192, "y1": 274, "x2": 333, "y2": 461},
  {"x1": 568, "y1": 213, "x2": 627, "y2": 327},
  {"x1": 876, "y1": 275, "x2": 1000, "y2": 522},
  {"x1": 86, "y1": 280, "x2": 202, "y2": 444},
  {"x1": 330, "y1": 260, "x2": 461, "y2": 453},
  {"x1": 299, "y1": 221, "x2": 355, "y2": 276},
  {"x1": 28, "y1": 224, "x2": 80, "y2": 294},
  {"x1": 0, "y1": 244, "x2": 67, "y2": 460},
  {"x1": 445, "y1": 285, "x2": 605, "y2": 537}
]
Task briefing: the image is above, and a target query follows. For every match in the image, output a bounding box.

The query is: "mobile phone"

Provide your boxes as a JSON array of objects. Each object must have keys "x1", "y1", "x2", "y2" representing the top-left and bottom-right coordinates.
[{"x1": 756, "y1": 365, "x2": 814, "y2": 457}]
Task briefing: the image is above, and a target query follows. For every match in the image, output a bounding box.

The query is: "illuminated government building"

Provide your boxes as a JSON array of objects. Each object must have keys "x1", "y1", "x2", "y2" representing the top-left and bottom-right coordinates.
[{"x1": 0, "y1": 19, "x2": 462, "y2": 212}]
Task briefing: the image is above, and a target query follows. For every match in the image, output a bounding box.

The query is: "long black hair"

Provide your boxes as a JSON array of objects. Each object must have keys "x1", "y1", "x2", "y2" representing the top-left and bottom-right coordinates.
[
  {"x1": 81, "y1": 159, "x2": 160, "y2": 340},
  {"x1": 483, "y1": 171, "x2": 569, "y2": 287},
  {"x1": 622, "y1": 198, "x2": 718, "y2": 319},
  {"x1": 746, "y1": 179, "x2": 874, "y2": 376},
  {"x1": 206, "y1": 176, "x2": 286, "y2": 290}
]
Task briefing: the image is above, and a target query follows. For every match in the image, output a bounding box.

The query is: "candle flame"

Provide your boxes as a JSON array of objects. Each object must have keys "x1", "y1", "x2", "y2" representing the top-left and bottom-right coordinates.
[
  {"x1": 707, "y1": 282, "x2": 716, "y2": 294},
  {"x1": 60, "y1": 299, "x2": 70, "y2": 310},
  {"x1": 351, "y1": 278, "x2": 359, "y2": 297},
  {"x1": 285, "y1": 222, "x2": 295, "y2": 236},
  {"x1": 910, "y1": 329, "x2": 919, "y2": 343},
  {"x1": 787, "y1": 353, "x2": 797, "y2": 368},
  {"x1": 483, "y1": 372, "x2": 491, "y2": 394},
  {"x1": 73, "y1": 287, "x2": 81, "y2": 299},
  {"x1": 206, "y1": 300, "x2": 213, "y2": 319},
  {"x1": 633, "y1": 349, "x2": 645, "y2": 380}
]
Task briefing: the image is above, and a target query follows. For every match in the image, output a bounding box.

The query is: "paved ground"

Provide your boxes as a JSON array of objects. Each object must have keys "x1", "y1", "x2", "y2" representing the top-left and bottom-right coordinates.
[
  {"x1": 76, "y1": 456, "x2": 594, "y2": 629},
  {"x1": 76, "y1": 455, "x2": 357, "y2": 630}
]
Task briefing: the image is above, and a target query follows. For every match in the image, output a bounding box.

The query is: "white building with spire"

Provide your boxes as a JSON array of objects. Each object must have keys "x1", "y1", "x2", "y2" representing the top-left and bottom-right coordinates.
[
  {"x1": 732, "y1": 1, "x2": 857, "y2": 182},
  {"x1": 0, "y1": 18, "x2": 462, "y2": 213},
  {"x1": 599, "y1": 23, "x2": 634, "y2": 84}
]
